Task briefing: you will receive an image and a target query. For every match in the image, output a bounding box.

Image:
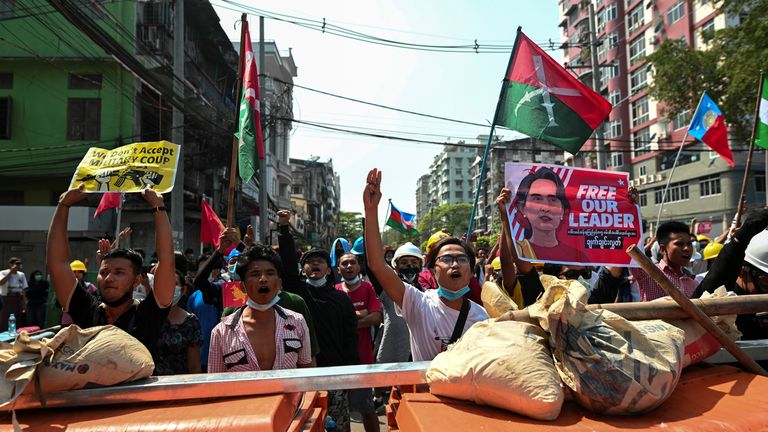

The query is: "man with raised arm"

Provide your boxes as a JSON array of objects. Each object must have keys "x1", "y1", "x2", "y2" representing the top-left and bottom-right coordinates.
[
  {"x1": 47, "y1": 185, "x2": 175, "y2": 363},
  {"x1": 363, "y1": 169, "x2": 488, "y2": 361}
]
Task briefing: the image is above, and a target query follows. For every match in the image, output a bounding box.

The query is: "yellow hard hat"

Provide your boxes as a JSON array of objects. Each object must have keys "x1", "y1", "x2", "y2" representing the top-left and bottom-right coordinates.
[
  {"x1": 70, "y1": 260, "x2": 87, "y2": 272},
  {"x1": 491, "y1": 257, "x2": 501, "y2": 271},
  {"x1": 697, "y1": 234, "x2": 712, "y2": 243},
  {"x1": 426, "y1": 229, "x2": 450, "y2": 253},
  {"x1": 702, "y1": 242, "x2": 723, "y2": 261}
]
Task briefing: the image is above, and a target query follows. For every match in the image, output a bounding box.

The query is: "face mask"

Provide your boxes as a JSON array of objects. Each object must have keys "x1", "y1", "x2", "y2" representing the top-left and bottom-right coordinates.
[
  {"x1": 172, "y1": 285, "x2": 183, "y2": 306},
  {"x1": 103, "y1": 289, "x2": 134, "y2": 307},
  {"x1": 247, "y1": 294, "x2": 280, "y2": 311},
  {"x1": 306, "y1": 275, "x2": 327, "y2": 287},
  {"x1": 399, "y1": 267, "x2": 420, "y2": 284},
  {"x1": 343, "y1": 275, "x2": 362, "y2": 285},
  {"x1": 437, "y1": 286, "x2": 470, "y2": 301},
  {"x1": 228, "y1": 263, "x2": 240, "y2": 281},
  {"x1": 692, "y1": 241, "x2": 700, "y2": 252},
  {"x1": 577, "y1": 276, "x2": 591, "y2": 291},
  {"x1": 34, "y1": 274, "x2": 44, "y2": 282}
]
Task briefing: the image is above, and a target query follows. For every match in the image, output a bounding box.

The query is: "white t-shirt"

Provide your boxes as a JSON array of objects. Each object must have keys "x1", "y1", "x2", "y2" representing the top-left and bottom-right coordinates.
[
  {"x1": 0, "y1": 270, "x2": 28, "y2": 296},
  {"x1": 397, "y1": 283, "x2": 488, "y2": 361}
]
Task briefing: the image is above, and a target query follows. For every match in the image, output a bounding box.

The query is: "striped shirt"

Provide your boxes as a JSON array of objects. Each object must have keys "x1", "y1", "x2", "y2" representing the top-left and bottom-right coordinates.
[
  {"x1": 630, "y1": 259, "x2": 698, "y2": 302},
  {"x1": 208, "y1": 305, "x2": 311, "y2": 373}
]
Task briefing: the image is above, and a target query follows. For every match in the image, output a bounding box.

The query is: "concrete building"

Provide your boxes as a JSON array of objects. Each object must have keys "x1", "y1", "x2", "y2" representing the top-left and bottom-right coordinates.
[
  {"x1": 470, "y1": 137, "x2": 565, "y2": 234},
  {"x1": 289, "y1": 157, "x2": 341, "y2": 249},
  {"x1": 0, "y1": 0, "x2": 238, "y2": 273},
  {"x1": 415, "y1": 143, "x2": 479, "y2": 220},
  {"x1": 557, "y1": 0, "x2": 761, "y2": 235}
]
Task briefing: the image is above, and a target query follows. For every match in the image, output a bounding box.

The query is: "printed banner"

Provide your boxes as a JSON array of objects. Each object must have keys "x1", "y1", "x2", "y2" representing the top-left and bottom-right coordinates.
[
  {"x1": 222, "y1": 281, "x2": 247, "y2": 308},
  {"x1": 504, "y1": 163, "x2": 643, "y2": 267},
  {"x1": 69, "y1": 141, "x2": 180, "y2": 193}
]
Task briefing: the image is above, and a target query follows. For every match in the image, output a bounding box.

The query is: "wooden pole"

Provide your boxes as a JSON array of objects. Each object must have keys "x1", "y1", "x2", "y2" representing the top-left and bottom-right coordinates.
[
  {"x1": 226, "y1": 14, "x2": 248, "y2": 227},
  {"x1": 499, "y1": 293, "x2": 768, "y2": 323},
  {"x1": 627, "y1": 244, "x2": 767, "y2": 376},
  {"x1": 735, "y1": 71, "x2": 766, "y2": 227}
]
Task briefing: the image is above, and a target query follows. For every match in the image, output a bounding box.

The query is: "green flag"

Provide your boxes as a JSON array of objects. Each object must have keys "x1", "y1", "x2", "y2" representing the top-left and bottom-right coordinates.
[
  {"x1": 756, "y1": 75, "x2": 768, "y2": 150},
  {"x1": 235, "y1": 24, "x2": 264, "y2": 183}
]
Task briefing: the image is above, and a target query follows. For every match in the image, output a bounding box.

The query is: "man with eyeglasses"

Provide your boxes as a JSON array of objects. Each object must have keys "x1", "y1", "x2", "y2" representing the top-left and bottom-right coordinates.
[
  {"x1": 363, "y1": 169, "x2": 488, "y2": 361},
  {"x1": 694, "y1": 209, "x2": 768, "y2": 339}
]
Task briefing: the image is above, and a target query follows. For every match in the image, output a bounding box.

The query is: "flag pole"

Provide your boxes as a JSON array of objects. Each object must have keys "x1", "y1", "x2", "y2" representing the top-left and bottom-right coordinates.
[
  {"x1": 227, "y1": 14, "x2": 248, "y2": 227},
  {"x1": 466, "y1": 26, "x2": 523, "y2": 240},
  {"x1": 734, "y1": 71, "x2": 765, "y2": 227},
  {"x1": 114, "y1": 192, "x2": 124, "y2": 247},
  {"x1": 385, "y1": 199, "x2": 392, "y2": 237},
  {"x1": 655, "y1": 92, "x2": 706, "y2": 227}
]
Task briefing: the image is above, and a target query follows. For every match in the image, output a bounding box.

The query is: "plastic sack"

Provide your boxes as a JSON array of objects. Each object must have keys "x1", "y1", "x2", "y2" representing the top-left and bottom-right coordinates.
[
  {"x1": 426, "y1": 319, "x2": 564, "y2": 421},
  {"x1": 480, "y1": 281, "x2": 519, "y2": 318},
  {"x1": 1, "y1": 325, "x2": 154, "y2": 408},
  {"x1": 530, "y1": 275, "x2": 685, "y2": 415}
]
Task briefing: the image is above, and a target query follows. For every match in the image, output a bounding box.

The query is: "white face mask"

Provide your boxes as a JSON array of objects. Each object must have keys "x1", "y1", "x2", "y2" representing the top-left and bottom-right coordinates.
[
  {"x1": 306, "y1": 276, "x2": 327, "y2": 287},
  {"x1": 343, "y1": 275, "x2": 362, "y2": 285},
  {"x1": 247, "y1": 295, "x2": 280, "y2": 311}
]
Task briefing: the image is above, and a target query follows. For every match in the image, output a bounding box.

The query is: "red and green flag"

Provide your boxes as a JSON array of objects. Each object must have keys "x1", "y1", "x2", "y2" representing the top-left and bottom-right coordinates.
[
  {"x1": 495, "y1": 30, "x2": 612, "y2": 154},
  {"x1": 386, "y1": 202, "x2": 419, "y2": 236},
  {"x1": 756, "y1": 74, "x2": 768, "y2": 150},
  {"x1": 235, "y1": 21, "x2": 265, "y2": 183}
]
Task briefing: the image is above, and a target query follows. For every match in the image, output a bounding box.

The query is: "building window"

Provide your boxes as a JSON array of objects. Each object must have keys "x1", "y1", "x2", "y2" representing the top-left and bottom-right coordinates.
[
  {"x1": 454, "y1": 180, "x2": 462, "y2": 187},
  {"x1": 632, "y1": 126, "x2": 652, "y2": 156},
  {"x1": 600, "y1": 63, "x2": 619, "y2": 87},
  {"x1": 611, "y1": 152, "x2": 624, "y2": 167},
  {"x1": 631, "y1": 96, "x2": 650, "y2": 127},
  {"x1": 627, "y1": 5, "x2": 645, "y2": 34},
  {"x1": 638, "y1": 191, "x2": 648, "y2": 207},
  {"x1": 454, "y1": 191, "x2": 462, "y2": 199},
  {"x1": 605, "y1": 119, "x2": 622, "y2": 138},
  {"x1": 0, "y1": 72, "x2": 12, "y2": 89},
  {"x1": 667, "y1": 0, "x2": 685, "y2": 24},
  {"x1": 68, "y1": 73, "x2": 102, "y2": 90},
  {"x1": 0, "y1": 96, "x2": 10, "y2": 139},
  {"x1": 66, "y1": 98, "x2": 101, "y2": 140},
  {"x1": 454, "y1": 168, "x2": 461, "y2": 175},
  {"x1": 700, "y1": 19, "x2": 715, "y2": 37},
  {"x1": 654, "y1": 181, "x2": 689, "y2": 204},
  {"x1": 607, "y1": 31, "x2": 620, "y2": 49},
  {"x1": 609, "y1": 90, "x2": 621, "y2": 106},
  {"x1": 597, "y1": 4, "x2": 617, "y2": 33},
  {"x1": 673, "y1": 109, "x2": 691, "y2": 129},
  {"x1": 630, "y1": 67, "x2": 648, "y2": 94},
  {"x1": 639, "y1": 165, "x2": 647, "y2": 176},
  {"x1": 0, "y1": 0, "x2": 14, "y2": 19},
  {"x1": 756, "y1": 173, "x2": 766, "y2": 193},
  {"x1": 629, "y1": 36, "x2": 646, "y2": 66},
  {"x1": 597, "y1": 41, "x2": 608, "y2": 59},
  {"x1": 699, "y1": 175, "x2": 722, "y2": 197}
]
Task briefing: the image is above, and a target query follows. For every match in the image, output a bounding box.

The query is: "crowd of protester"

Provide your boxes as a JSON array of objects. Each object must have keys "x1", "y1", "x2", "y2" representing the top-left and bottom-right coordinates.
[{"x1": 1, "y1": 173, "x2": 768, "y2": 431}]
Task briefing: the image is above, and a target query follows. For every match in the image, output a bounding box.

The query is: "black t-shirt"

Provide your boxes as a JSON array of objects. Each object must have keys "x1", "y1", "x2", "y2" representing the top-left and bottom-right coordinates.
[{"x1": 67, "y1": 281, "x2": 170, "y2": 362}]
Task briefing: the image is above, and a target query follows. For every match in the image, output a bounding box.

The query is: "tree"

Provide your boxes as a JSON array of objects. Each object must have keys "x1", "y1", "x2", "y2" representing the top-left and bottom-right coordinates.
[
  {"x1": 645, "y1": 0, "x2": 768, "y2": 143},
  {"x1": 417, "y1": 203, "x2": 473, "y2": 243},
  {"x1": 335, "y1": 211, "x2": 363, "y2": 241}
]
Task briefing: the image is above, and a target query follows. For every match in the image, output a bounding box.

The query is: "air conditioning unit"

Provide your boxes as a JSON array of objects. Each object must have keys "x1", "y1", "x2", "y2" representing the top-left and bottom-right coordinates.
[
  {"x1": 640, "y1": 176, "x2": 648, "y2": 185},
  {"x1": 654, "y1": 173, "x2": 664, "y2": 182}
]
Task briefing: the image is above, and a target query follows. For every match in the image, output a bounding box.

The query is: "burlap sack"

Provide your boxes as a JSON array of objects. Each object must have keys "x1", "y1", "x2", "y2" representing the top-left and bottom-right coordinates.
[
  {"x1": 480, "y1": 281, "x2": 519, "y2": 318},
  {"x1": 530, "y1": 276, "x2": 685, "y2": 415},
  {"x1": 1, "y1": 325, "x2": 155, "y2": 408},
  {"x1": 426, "y1": 319, "x2": 564, "y2": 421}
]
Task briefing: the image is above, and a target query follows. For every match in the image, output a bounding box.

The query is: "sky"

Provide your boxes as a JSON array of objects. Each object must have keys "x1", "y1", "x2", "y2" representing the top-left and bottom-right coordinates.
[{"x1": 211, "y1": 0, "x2": 562, "y2": 217}]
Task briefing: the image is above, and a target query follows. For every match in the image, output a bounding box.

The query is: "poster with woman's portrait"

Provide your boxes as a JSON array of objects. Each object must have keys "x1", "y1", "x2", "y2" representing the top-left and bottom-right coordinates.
[{"x1": 505, "y1": 163, "x2": 643, "y2": 266}]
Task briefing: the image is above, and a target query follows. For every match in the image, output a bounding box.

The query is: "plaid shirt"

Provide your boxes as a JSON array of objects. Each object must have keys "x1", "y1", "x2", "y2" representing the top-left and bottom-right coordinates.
[
  {"x1": 630, "y1": 259, "x2": 698, "y2": 302},
  {"x1": 208, "y1": 305, "x2": 311, "y2": 373}
]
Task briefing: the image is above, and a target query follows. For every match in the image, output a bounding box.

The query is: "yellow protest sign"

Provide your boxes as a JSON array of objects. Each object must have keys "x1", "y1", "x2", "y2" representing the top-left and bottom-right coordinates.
[{"x1": 69, "y1": 141, "x2": 180, "y2": 193}]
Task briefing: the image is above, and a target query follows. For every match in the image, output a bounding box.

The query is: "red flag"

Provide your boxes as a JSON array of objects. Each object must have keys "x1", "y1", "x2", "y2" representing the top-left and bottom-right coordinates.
[
  {"x1": 201, "y1": 199, "x2": 225, "y2": 248},
  {"x1": 222, "y1": 281, "x2": 248, "y2": 308},
  {"x1": 93, "y1": 192, "x2": 121, "y2": 219}
]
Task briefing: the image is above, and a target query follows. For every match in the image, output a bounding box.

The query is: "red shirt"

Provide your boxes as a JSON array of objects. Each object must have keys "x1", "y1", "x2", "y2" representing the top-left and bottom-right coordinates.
[{"x1": 335, "y1": 280, "x2": 381, "y2": 364}]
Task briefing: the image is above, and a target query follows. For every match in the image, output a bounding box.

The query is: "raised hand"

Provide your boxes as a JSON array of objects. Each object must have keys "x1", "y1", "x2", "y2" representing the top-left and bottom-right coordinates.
[
  {"x1": 496, "y1": 187, "x2": 512, "y2": 211},
  {"x1": 363, "y1": 169, "x2": 382, "y2": 210},
  {"x1": 141, "y1": 186, "x2": 164, "y2": 208},
  {"x1": 218, "y1": 227, "x2": 240, "y2": 253},
  {"x1": 96, "y1": 238, "x2": 111, "y2": 265},
  {"x1": 627, "y1": 186, "x2": 639, "y2": 205},
  {"x1": 243, "y1": 224, "x2": 255, "y2": 247},
  {"x1": 59, "y1": 184, "x2": 87, "y2": 207}
]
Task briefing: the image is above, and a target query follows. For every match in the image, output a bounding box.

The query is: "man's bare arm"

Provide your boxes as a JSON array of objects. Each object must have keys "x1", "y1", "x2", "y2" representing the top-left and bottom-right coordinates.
[
  {"x1": 143, "y1": 188, "x2": 175, "y2": 308},
  {"x1": 46, "y1": 185, "x2": 86, "y2": 310}
]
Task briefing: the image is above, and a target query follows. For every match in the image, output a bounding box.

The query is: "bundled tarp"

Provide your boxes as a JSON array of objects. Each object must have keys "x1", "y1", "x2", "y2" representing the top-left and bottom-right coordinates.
[
  {"x1": 529, "y1": 276, "x2": 685, "y2": 415},
  {"x1": 0, "y1": 325, "x2": 154, "y2": 408}
]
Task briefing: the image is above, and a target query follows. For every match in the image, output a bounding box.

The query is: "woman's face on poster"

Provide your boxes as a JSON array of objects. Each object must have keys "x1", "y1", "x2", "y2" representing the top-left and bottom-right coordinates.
[{"x1": 522, "y1": 179, "x2": 564, "y2": 232}]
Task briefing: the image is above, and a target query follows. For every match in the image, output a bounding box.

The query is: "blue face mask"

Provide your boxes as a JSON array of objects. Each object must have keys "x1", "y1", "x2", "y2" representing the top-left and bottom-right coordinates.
[
  {"x1": 343, "y1": 275, "x2": 362, "y2": 285},
  {"x1": 437, "y1": 286, "x2": 470, "y2": 301},
  {"x1": 247, "y1": 295, "x2": 280, "y2": 311},
  {"x1": 306, "y1": 276, "x2": 327, "y2": 287},
  {"x1": 228, "y1": 263, "x2": 240, "y2": 281}
]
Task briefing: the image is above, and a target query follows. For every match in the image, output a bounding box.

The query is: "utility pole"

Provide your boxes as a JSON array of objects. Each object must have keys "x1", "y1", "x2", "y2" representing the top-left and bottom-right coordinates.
[
  {"x1": 258, "y1": 16, "x2": 270, "y2": 244},
  {"x1": 588, "y1": 2, "x2": 607, "y2": 170},
  {"x1": 171, "y1": 0, "x2": 185, "y2": 249}
]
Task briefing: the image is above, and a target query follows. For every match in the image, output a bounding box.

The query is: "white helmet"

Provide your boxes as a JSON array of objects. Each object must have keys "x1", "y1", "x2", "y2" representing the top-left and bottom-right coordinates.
[
  {"x1": 391, "y1": 242, "x2": 423, "y2": 269},
  {"x1": 745, "y1": 229, "x2": 768, "y2": 274}
]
